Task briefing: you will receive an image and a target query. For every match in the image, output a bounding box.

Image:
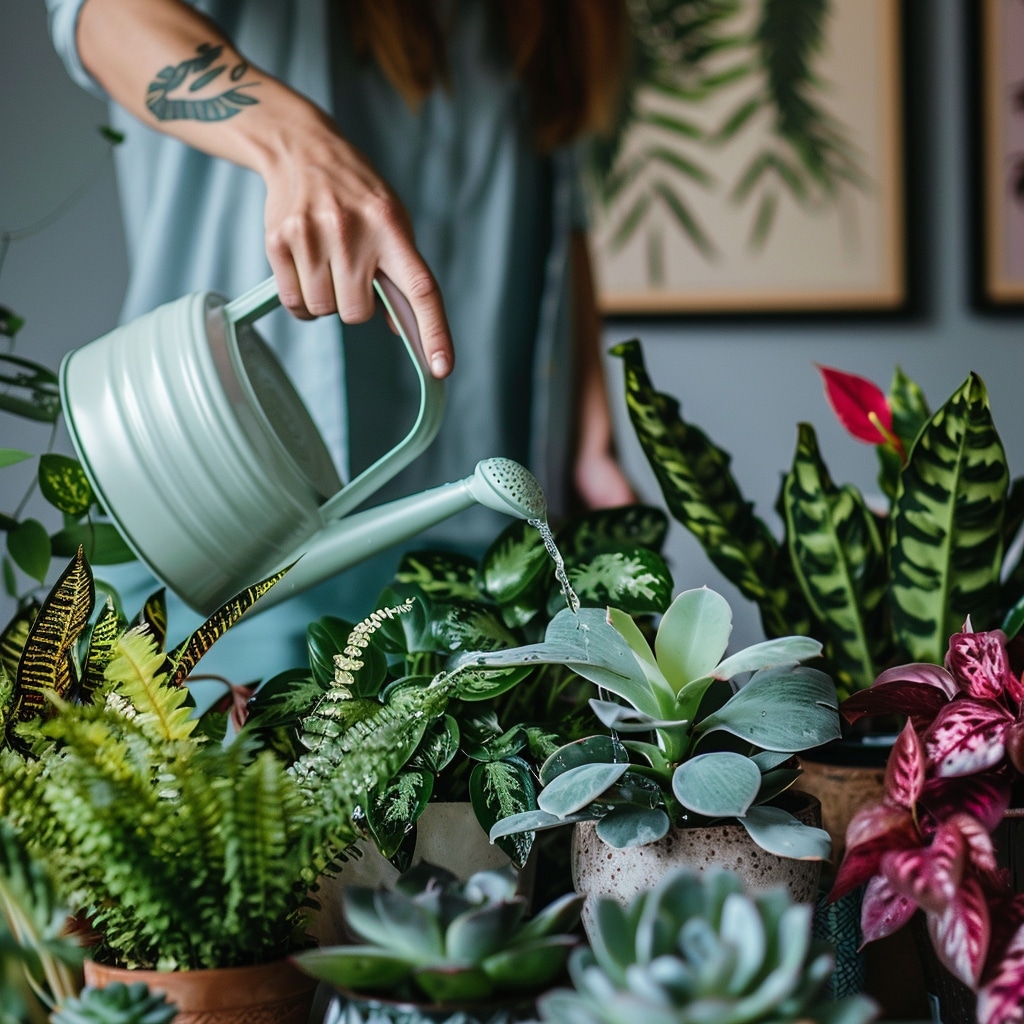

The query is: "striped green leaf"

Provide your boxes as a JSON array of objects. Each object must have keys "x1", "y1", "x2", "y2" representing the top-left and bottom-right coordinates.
[
  {"x1": 890, "y1": 373, "x2": 1008, "y2": 663},
  {"x1": 80, "y1": 595, "x2": 122, "y2": 702},
  {"x1": 10, "y1": 547, "x2": 94, "y2": 734},
  {"x1": 611, "y1": 339, "x2": 810, "y2": 638},
  {"x1": 783, "y1": 423, "x2": 889, "y2": 697}
]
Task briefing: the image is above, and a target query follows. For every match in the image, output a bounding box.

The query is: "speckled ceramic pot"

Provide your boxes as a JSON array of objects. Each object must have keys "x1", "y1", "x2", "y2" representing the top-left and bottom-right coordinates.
[{"x1": 570, "y1": 793, "x2": 823, "y2": 937}]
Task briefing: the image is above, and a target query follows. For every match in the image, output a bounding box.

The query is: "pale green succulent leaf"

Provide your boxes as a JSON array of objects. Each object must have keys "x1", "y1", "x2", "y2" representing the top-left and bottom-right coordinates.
[
  {"x1": 738, "y1": 806, "x2": 831, "y2": 861},
  {"x1": 654, "y1": 588, "x2": 732, "y2": 692},
  {"x1": 540, "y1": 735, "x2": 630, "y2": 786},
  {"x1": 672, "y1": 752, "x2": 761, "y2": 817},
  {"x1": 481, "y1": 936, "x2": 577, "y2": 991},
  {"x1": 488, "y1": 808, "x2": 592, "y2": 843},
  {"x1": 696, "y1": 666, "x2": 839, "y2": 752},
  {"x1": 538, "y1": 762, "x2": 631, "y2": 817},
  {"x1": 413, "y1": 964, "x2": 493, "y2": 1002},
  {"x1": 595, "y1": 806, "x2": 671, "y2": 848},
  {"x1": 712, "y1": 635, "x2": 822, "y2": 682},
  {"x1": 445, "y1": 900, "x2": 526, "y2": 964},
  {"x1": 291, "y1": 945, "x2": 412, "y2": 989}
]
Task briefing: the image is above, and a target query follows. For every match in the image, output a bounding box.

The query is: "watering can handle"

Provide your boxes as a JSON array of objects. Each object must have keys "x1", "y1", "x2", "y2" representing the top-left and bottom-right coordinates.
[{"x1": 223, "y1": 273, "x2": 446, "y2": 520}]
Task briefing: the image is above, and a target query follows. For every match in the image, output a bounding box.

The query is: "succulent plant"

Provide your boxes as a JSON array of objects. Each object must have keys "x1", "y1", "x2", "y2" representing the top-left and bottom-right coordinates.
[
  {"x1": 537, "y1": 867, "x2": 878, "y2": 1024},
  {"x1": 291, "y1": 862, "x2": 583, "y2": 1004},
  {"x1": 484, "y1": 587, "x2": 839, "y2": 859},
  {"x1": 50, "y1": 983, "x2": 177, "y2": 1024}
]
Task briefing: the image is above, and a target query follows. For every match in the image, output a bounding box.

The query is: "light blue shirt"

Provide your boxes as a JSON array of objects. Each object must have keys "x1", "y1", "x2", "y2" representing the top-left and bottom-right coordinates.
[{"x1": 46, "y1": 0, "x2": 583, "y2": 679}]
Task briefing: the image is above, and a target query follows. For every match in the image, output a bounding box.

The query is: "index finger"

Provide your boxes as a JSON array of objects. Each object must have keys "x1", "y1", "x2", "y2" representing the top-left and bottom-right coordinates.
[{"x1": 384, "y1": 258, "x2": 454, "y2": 379}]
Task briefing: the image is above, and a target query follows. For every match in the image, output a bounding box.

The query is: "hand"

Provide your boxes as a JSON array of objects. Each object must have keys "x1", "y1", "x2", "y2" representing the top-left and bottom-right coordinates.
[
  {"x1": 259, "y1": 115, "x2": 455, "y2": 378},
  {"x1": 573, "y1": 448, "x2": 636, "y2": 510}
]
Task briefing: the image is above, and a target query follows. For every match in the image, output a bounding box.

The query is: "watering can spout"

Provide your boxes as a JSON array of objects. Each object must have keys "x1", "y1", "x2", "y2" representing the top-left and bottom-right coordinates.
[{"x1": 257, "y1": 458, "x2": 547, "y2": 612}]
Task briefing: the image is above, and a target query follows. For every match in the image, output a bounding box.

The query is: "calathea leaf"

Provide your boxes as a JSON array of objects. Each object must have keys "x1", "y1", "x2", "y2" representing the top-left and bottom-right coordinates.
[
  {"x1": 550, "y1": 545, "x2": 673, "y2": 618},
  {"x1": 395, "y1": 550, "x2": 479, "y2": 601},
  {"x1": 878, "y1": 365, "x2": 931, "y2": 500},
  {"x1": 557, "y1": 504, "x2": 669, "y2": 559},
  {"x1": 610, "y1": 339, "x2": 808, "y2": 638},
  {"x1": 890, "y1": 373, "x2": 1008, "y2": 662},
  {"x1": 783, "y1": 422, "x2": 889, "y2": 697},
  {"x1": 479, "y1": 518, "x2": 548, "y2": 610}
]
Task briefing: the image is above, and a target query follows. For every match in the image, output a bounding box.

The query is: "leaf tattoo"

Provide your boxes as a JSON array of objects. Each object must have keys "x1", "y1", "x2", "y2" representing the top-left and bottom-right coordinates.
[{"x1": 146, "y1": 42, "x2": 258, "y2": 122}]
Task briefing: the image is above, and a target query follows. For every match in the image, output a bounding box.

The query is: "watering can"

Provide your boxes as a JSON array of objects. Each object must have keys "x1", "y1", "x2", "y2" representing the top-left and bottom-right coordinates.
[{"x1": 58, "y1": 274, "x2": 547, "y2": 616}]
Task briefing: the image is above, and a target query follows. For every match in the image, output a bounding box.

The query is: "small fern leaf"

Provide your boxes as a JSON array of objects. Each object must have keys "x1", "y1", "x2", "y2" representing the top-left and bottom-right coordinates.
[
  {"x1": 11, "y1": 547, "x2": 94, "y2": 731},
  {"x1": 106, "y1": 627, "x2": 195, "y2": 741},
  {"x1": 80, "y1": 595, "x2": 121, "y2": 703},
  {"x1": 168, "y1": 565, "x2": 291, "y2": 684}
]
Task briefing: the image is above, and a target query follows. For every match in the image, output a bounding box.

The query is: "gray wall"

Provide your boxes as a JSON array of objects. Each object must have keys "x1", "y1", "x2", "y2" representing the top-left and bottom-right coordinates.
[{"x1": 2, "y1": 1, "x2": 1023, "y2": 646}]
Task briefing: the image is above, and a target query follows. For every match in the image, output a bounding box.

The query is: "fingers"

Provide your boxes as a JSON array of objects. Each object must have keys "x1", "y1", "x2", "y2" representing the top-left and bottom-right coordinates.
[{"x1": 264, "y1": 194, "x2": 454, "y2": 379}]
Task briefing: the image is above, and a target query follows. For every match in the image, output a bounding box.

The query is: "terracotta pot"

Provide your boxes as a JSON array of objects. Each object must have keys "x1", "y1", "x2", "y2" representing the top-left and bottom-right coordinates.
[
  {"x1": 570, "y1": 793, "x2": 823, "y2": 937},
  {"x1": 83, "y1": 958, "x2": 318, "y2": 1024}
]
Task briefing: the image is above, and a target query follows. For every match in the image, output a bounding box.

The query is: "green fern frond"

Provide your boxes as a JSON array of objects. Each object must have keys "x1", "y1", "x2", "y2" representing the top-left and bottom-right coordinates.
[{"x1": 105, "y1": 628, "x2": 195, "y2": 742}]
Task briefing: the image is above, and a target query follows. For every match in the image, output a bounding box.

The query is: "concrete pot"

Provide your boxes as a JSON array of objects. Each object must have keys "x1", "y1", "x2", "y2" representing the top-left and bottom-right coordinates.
[
  {"x1": 83, "y1": 958, "x2": 317, "y2": 1024},
  {"x1": 570, "y1": 793, "x2": 823, "y2": 937}
]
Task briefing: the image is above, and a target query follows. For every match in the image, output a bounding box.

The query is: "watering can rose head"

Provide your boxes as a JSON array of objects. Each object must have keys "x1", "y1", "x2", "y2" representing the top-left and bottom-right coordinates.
[{"x1": 479, "y1": 587, "x2": 840, "y2": 860}]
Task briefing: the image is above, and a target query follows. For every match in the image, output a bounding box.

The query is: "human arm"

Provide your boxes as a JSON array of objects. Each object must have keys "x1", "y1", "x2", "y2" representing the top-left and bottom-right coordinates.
[
  {"x1": 74, "y1": 0, "x2": 454, "y2": 377},
  {"x1": 569, "y1": 231, "x2": 636, "y2": 509}
]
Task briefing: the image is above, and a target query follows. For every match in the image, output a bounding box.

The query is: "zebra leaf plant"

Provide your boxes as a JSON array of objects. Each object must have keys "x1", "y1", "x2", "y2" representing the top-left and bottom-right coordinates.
[{"x1": 613, "y1": 339, "x2": 1024, "y2": 702}]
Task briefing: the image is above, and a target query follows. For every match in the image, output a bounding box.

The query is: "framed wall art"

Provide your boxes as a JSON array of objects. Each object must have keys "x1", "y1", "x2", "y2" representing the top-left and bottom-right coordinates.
[
  {"x1": 978, "y1": 0, "x2": 1024, "y2": 306},
  {"x1": 586, "y1": 0, "x2": 906, "y2": 315}
]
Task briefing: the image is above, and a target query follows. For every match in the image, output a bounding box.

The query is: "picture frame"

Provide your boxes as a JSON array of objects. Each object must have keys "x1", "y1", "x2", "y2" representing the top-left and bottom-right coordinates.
[
  {"x1": 978, "y1": 0, "x2": 1024, "y2": 306},
  {"x1": 587, "y1": 0, "x2": 906, "y2": 315}
]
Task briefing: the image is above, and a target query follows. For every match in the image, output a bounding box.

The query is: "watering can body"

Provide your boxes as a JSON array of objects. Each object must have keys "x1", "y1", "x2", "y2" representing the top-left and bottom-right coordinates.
[{"x1": 60, "y1": 276, "x2": 545, "y2": 616}]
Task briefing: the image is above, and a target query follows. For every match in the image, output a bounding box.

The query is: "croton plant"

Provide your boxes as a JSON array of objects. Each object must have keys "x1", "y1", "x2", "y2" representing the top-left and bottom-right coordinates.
[{"x1": 829, "y1": 624, "x2": 1024, "y2": 1024}]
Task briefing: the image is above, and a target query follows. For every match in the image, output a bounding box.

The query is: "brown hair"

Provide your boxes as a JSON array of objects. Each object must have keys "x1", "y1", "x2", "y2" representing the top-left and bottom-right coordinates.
[{"x1": 344, "y1": 0, "x2": 631, "y2": 151}]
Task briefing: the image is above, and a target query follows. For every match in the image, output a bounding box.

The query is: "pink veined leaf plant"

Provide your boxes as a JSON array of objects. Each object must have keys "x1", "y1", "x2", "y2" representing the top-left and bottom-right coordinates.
[{"x1": 830, "y1": 623, "x2": 1024, "y2": 1023}]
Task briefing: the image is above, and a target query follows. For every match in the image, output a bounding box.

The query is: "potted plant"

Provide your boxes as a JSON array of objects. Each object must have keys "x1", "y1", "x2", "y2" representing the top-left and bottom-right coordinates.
[
  {"x1": 291, "y1": 861, "x2": 583, "y2": 1024},
  {"x1": 0, "y1": 548, "x2": 473, "y2": 1022},
  {"x1": 535, "y1": 865, "x2": 878, "y2": 1024},
  {"x1": 247, "y1": 504, "x2": 674, "y2": 885},
  {"x1": 829, "y1": 621, "x2": 1024, "y2": 1024},
  {"x1": 475, "y1": 585, "x2": 838, "y2": 927}
]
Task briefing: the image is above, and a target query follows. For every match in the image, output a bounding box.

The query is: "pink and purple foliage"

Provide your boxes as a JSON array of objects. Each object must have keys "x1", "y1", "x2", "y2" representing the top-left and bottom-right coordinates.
[{"x1": 830, "y1": 625, "x2": 1024, "y2": 1023}]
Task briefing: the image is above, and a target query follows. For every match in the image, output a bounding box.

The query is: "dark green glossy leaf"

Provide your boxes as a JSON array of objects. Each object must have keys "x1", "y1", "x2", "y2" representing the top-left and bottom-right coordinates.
[
  {"x1": 548, "y1": 546, "x2": 673, "y2": 619},
  {"x1": 0, "y1": 449, "x2": 32, "y2": 469},
  {"x1": 7, "y1": 518, "x2": 50, "y2": 583},
  {"x1": 464, "y1": 723, "x2": 529, "y2": 763},
  {"x1": 367, "y1": 770, "x2": 433, "y2": 859},
  {"x1": 307, "y1": 615, "x2": 387, "y2": 697},
  {"x1": 0, "y1": 306, "x2": 26, "y2": 338},
  {"x1": 395, "y1": 550, "x2": 479, "y2": 601},
  {"x1": 890, "y1": 373, "x2": 1009, "y2": 661},
  {"x1": 557, "y1": 504, "x2": 669, "y2": 559},
  {"x1": 410, "y1": 714, "x2": 460, "y2": 774},
  {"x1": 479, "y1": 518, "x2": 549, "y2": 608},
  {"x1": 469, "y1": 757, "x2": 536, "y2": 868},
  {"x1": 50, "y1": 522, "x2": 136, "y2": 565}
]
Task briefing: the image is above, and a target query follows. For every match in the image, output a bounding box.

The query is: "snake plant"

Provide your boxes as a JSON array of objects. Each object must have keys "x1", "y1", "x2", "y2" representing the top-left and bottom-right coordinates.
[
  {"x1": 613, "y1": 339, "x2": 1024, "y2": 700},
  {"x1": 537, "y1": 866, "x2": 877, "y2": 1024},
  {"x1": 291, "y1": 861, "x2": 582, "y2": 1004}
]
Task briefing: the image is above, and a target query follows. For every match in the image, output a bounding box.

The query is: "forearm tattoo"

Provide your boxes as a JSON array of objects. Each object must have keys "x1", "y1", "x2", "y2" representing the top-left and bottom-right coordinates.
[{"x1": 146, "y1": 42, "x2": 259, "y2": 122}]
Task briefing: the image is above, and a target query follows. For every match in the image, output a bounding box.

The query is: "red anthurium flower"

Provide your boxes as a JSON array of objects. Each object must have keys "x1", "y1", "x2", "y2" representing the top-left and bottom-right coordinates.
[
  {"x1": 929, "y1": 875, "x2": 992, "y2": 989},
  {"x1": 924, "y1": 699, "x2": 1014, "y2": 778},
  {"x1": 946, "y1": 628, "x2": 1024, "y2": 707},
  {"x1": 818, "y1": 364, "x2": 905, "y2": 458}
]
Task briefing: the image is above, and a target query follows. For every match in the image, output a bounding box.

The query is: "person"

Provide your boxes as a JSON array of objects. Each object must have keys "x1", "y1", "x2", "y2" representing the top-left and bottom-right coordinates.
[{"x1": 45, "y1": 0, "x2": 636, "y2": 680}]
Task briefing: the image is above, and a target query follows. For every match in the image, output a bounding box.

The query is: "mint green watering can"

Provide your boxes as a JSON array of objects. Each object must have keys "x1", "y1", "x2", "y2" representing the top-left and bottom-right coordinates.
[{"x1": 59, "y1": 274, "x2": 546, "y2": 616}]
